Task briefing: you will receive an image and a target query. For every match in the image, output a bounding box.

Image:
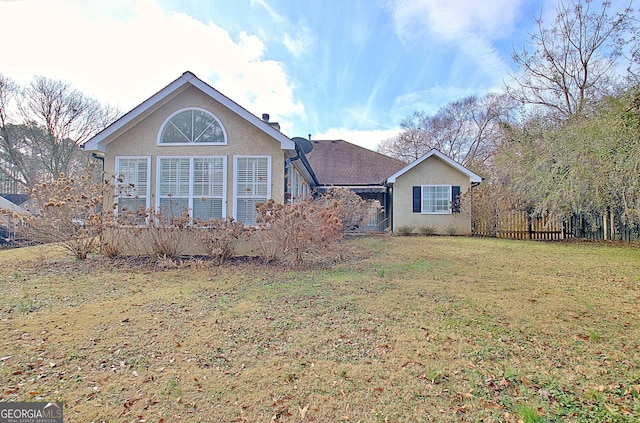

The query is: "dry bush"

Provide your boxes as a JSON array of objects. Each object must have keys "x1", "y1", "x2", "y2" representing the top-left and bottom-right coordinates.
[
  {"x1": 395, "y1": 225, "x2": 415, "y2": 236},
  {"x1": 253, "y1": 197, "x2": 343, "y2": 265},
  {"x1": 1, "y1": 171, "x2": 108, "y2": 259},
  {"x1": 133, "y1": 203, "x2": 192, "y2": 260},
  {"x1": 466, "y1": 184, "x2": 519, "y2": 236},
  {"x1": 193, "y1": 217, "x2": 248, "y2": 265},
  {"x1": 325, "y1": 187, "x2": 376, "y2": 231}
]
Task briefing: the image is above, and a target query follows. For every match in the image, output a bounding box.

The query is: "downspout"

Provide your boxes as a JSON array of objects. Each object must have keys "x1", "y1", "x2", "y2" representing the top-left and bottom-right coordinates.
[
  {"x1": 91, "y1": 152, "x2": 105, "y2": 178},
  {"x1": 91, "y1": 153, "x2": 105, "y2": 169},
  {"x1": 470, "y1": 181, "x2": 480, "y2": 236},
  {"x1": 383, "y1": 179, "x2": 392, "y2": 233}
]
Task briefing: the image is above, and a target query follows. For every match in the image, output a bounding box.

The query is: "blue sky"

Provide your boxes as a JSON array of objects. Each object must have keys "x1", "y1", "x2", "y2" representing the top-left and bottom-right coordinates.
[{"x1": 1, "y1": 0, "x2": 560, "y2": 150}]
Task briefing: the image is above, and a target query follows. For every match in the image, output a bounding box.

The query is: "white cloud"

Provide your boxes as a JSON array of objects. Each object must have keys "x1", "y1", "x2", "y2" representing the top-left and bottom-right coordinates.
[
  {"x1": 386, "y1": 0, "x2": 526, "y2": 106},
  {"x1": 251, "y1": 0, "x2": 314, "y2": 58},
  {"x1": 389, "y1": 0, "x2": 524, "y2": 43},
  {"x1": 313, "y1": 127, "x2": 401, "y2": 152},
  {"x1": 0, "y1": 0, "x2": 303, "y2": 123},
  {"x1": 283, "y1": 26, "x2": 314, "y2": 58}
]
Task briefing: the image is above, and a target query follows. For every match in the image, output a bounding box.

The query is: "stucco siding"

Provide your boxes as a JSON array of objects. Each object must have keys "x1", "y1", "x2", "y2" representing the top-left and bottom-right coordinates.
[
  {"x1": 392, "y1": 155, "x2": 473, "y2": 235},
  {"x1": 104, "y1": 86, "x2": 286, "y2": 218}
]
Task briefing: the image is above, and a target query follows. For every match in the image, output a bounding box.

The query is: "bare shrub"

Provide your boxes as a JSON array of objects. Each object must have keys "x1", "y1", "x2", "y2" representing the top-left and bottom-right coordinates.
[
  {"x1": 395, "y1": 225, "x2": 415, "y2": 236},
  {"x1": 466, "y1": 185, "x2": 519, "y2": 237},
  {"x1": 419, "y1": 225, "x2": 436, "y2": 236},
  {"x1": 132, "y1": 201, "x2": 192, "y2": 260},
  {"x1": 194, "y1": 217, "x2": 247, "y2": 265},
  {"x1": 253, "y1": 197, "x2": 343, "y2": 265},
  {"x1": 1, "y1": 171, "x2": 107, "y2": 259},
  {"x1": 325, "y1": 187, "x2": 376, "y2": 231}
]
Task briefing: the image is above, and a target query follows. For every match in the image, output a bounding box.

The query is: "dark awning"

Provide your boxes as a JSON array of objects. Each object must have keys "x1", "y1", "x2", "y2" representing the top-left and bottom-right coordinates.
[{"x1": 317, "y1": 185, "x2": 388, "y2": 194}]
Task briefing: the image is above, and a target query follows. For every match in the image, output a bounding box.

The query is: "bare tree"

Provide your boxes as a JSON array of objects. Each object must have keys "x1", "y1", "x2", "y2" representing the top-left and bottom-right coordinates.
[
  {"x1": 378, "y1": 115, "x2": 429, "y2": 163},
  {"x1": 506, "y1": 0, "x2": 633, "y2": 118},
  {"x1": 378, "y1": 93, "x2": 517, "y2": 173},
  {"x1": 18, "y1": 76, "x2": 119, "y2": 180},
  {"x1": 0, "y1": 74, "x2": 119, "y2": 192},
  {"x1": 0, "y1": 75, "x2": 32, "y2": 191}
]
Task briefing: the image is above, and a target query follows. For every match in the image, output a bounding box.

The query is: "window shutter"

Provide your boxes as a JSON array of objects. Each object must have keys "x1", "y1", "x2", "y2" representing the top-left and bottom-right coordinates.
[
  {"x1": 452, "y1": 186, "x2": 461, "y2": 213},
  {"x1": 412, "y1": 186, "x2": 421, "y2": 213}
]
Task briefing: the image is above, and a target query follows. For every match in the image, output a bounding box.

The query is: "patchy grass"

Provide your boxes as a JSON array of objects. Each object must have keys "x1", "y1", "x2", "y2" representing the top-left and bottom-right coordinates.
[{"x1": 0, "y1": 237, "x2": 639, "y2": 422}]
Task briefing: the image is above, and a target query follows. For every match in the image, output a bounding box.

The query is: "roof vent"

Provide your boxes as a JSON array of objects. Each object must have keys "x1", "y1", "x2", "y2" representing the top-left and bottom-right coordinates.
[{"x1": 261, "y1": 113, "x2": 270, "y2": 122}]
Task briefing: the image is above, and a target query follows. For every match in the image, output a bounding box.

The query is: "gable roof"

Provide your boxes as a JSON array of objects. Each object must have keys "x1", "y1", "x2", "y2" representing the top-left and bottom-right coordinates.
[
  {"x1": 0, "y1": 194, "x2": 30, "y2": 207},
  {"x1": 386, "y1": 149, "x2": 482, "y2": 184},
  {"x1": 0, "y1": 194, "x2": 25, "y2": 213},
  {"x1": 305, "y1": 140, "x2": 406, "y2": 186},
  {"x1": 83, "y1": 71, "x2": 295, "y2": 153}
]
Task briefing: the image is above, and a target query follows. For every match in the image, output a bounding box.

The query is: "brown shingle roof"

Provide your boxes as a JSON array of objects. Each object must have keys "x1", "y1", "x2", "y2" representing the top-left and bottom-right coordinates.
[{"x1": 305, "y1": 140, "x2": 406, "y2": 186}]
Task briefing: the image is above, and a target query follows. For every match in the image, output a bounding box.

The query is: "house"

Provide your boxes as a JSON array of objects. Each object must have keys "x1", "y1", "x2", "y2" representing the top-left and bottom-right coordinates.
[
  {"x1": 84, "y1": 71, "x2": 317, "y2": 233},
  {"x1": 305, "y1": 140, "x2": 406, "y2": 231},
  {"x1": 83, "y1": 71, "x2": 481, "y2": 251},
  {"x1": 386, "y1": 149, "x2": 482, "y2": 235},
  {"x1": 306, "y1": 141, "x2": 481, "y2": 235},
  {"x1": 0, "y1": 194, "x2": 28, "y2": 246}
]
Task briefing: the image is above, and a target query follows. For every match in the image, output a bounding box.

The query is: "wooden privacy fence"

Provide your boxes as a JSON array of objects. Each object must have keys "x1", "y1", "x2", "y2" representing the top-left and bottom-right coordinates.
[
  {"x1": 473, "y1": 210, "x2": 564, "y2": 240},
  {"x1": 473, "y1": 210, "x2": 640, "y2": 241}
]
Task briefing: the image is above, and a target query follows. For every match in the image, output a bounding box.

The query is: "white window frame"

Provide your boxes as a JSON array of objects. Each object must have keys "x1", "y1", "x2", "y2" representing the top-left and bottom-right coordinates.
[
  {"x1": 421, "y1": 185, "x2": 452, "y2": 214},
  {"x1": 156, "y1": 156, "x2": 227, "y2": 221},
  {"x1": 114, "y1": 156, "x2": 151, "y2": 225},
  {"x1": 233, "y1": 155, "x2": 271, "y2": 226},
  {"x1": 157, "y1": 107, "x2": 227, "y2": 146}
]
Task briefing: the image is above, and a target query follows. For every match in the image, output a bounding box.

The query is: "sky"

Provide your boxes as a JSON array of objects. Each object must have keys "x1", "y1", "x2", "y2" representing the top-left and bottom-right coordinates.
[{"x1": 1, "y1": 0, "x2": 561, "y2": 150}]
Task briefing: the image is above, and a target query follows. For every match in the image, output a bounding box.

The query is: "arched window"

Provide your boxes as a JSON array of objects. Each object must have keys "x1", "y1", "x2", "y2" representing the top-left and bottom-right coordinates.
[{"x1": 158, "y1": 108, "x2": 227, "y2": 145}]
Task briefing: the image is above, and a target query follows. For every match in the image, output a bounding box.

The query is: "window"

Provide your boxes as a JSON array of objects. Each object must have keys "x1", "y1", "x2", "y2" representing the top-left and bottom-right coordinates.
[
  {"x1": 115, "y1": 157, "x2": 151, "y2": 224},
  {"x1": 422, "y1": 185, "x2": 450, "y2": 213},
  {"x1": 412, "y1": 185, "x2": 460, "y2": 214},
  {"x1": 158, "y1": 108, "x2": 226, "y2": 145},
  {"x1": 234, "y1": 156, "x2": 270, "y2": 226},
  {"x1": 285, "y1": 160, "x2": 310, "y2": 203},
  {"x1": 158, "y1": 157, "x2": 226, "y2": 221}
]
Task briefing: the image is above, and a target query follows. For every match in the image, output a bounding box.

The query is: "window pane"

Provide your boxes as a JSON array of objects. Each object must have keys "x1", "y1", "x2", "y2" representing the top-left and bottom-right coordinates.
[
  {"x1": 116, "y1": 158, "x2": 149, "y2": 225},
  {"x1": 116, "y1": 158, "x2": 147, "y2": 197},
  {"x1": 237, "y1": 157, "x2": 268, "y2": 198},
  {"x1": 160, "y1": 158, "x2": 190, "y2": 196},
  {"x1": 422, "y1": 186, "x2": 450, "y2": 213},
  {"x1": 193, "y1": 198, "x2": 223, "y2": 220},
  {"x1": 193, "y1": 110, "x2": 225, "y2": 143},
  {"x1": 236, "y1": 198, "x2": 262, "y2": 225},
  {"x1": 193, "y1": 158, "x2": 224, "y2": 197},
  {"x1": 160, "y1": 109, "x2": 225, "y2": 144},
  {"x1": 117, "y1": 197, "x2": 147, "y2": 225},
  {"x1": 159, "y1": 197, "x2": 189, "y2": 219},
  {"x1": 235, "y1": 157, "x2": 269, "y2": 225}
]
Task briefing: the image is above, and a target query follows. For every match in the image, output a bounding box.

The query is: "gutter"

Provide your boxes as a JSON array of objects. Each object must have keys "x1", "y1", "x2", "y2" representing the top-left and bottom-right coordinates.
[{"x1": 288, "y1": 144, "x2": 319, "y2": 187}]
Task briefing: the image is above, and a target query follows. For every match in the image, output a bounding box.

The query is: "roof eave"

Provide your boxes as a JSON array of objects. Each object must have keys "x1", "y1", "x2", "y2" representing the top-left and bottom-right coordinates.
[
  {"x1": 386, "y1": 149, "x2": 482, "y2": 184},
  {"x1": 83, "y1": 71, "x2": 296, "y2": 152}
]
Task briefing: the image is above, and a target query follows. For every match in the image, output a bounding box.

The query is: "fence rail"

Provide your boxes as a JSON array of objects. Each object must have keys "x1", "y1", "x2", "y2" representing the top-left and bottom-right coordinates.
[{"x1": 473, "y1": 210, "x2": 640, "y2": 242}]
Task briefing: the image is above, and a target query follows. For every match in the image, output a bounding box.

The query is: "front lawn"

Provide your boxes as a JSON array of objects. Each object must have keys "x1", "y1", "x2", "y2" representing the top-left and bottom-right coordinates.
[{"x1": 0, "y1": 236, "x2": 638, "y2": 422}]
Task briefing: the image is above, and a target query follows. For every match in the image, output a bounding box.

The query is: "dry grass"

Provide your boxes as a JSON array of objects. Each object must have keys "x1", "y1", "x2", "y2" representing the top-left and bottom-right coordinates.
[{"x1": 0, "y1": 237, "x2": 639, "y2": 422}]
